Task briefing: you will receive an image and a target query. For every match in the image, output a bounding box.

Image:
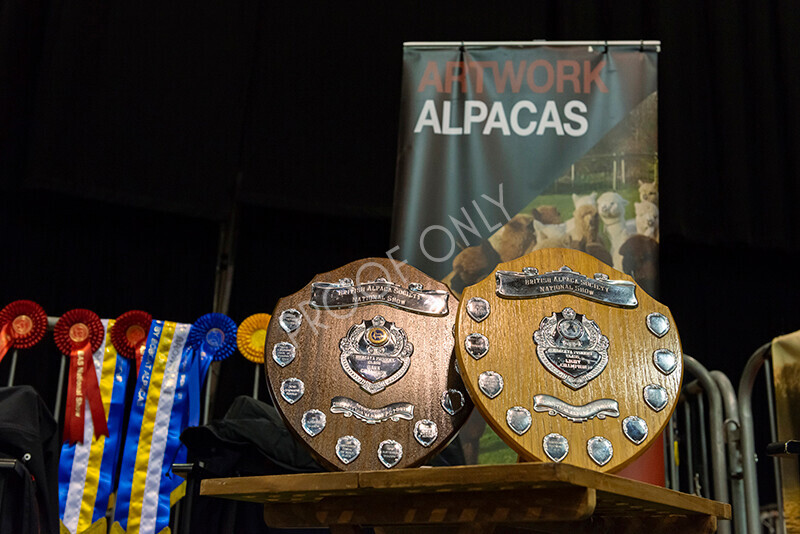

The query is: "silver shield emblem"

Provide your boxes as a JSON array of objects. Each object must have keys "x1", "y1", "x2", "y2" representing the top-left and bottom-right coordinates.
[
  {"x1": 301, "y1": 409, "x2": 326, "y2": 437},
  {"x1": 643, "y1": 384, "x2": 668, "y2": 412},
  {"x1": 653, "y1": 349, "x2": 677, "y2": 375},
  {"x1": 272, "y1": 342, "x2": 296, "y2": 367},
  {"x1": 280, "y1": 378, "x2": 305, "y2": 404},
  {"x1": 441, "y1": 389, "x2": 465, "y2": 416},
  {"x1": 377, "y1": 439, "x2": 403, "y2": 468},
  {"x1": 466, "y1": 297, "x2": 491, "y2": 323},
  {"x1": 339, "y1": 315, "x2": 413, "y2": 394},
  {"x1": 478, "y1": 371, "x2": 504, "y2": 399},
  {"x1": 542, "y1": 433, "x2": 569, "y2": 462},
  {"x1": 533, "y1": 307, "x2": 609, "y2": 390},
  {"x1": 413, "y1": 419, "x2": 438, "y2": 447},
  {"x1": 464, "y1": 333, "x2": 489, "y2": 360},
  {"x1": 279, "y1": 309, "x2": 303, "y2": 333},
  {"x1": 587, "y1": 436, "x2": 613, "y2": 466},
  {"x1": 506, "y1": 406, "x2": 532, "y2": 435},
  {"x1": 622, "y1": 416, "x2": 648, "y2": 445},
  {"x1": 646, "y1": 313, "x2": 670, "y2": 338},
  {"x1": 335, "y1": 435, "x2": 361, "y2": 465}
]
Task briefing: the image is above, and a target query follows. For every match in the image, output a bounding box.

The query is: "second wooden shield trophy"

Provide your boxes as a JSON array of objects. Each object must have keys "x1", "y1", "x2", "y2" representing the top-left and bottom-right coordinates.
[
  {"x1": 265, "y1": 258, "x2": 471, "y2": 471},
  {"x1": 455, "y1": 248, "x2": 683, "y2": 473}
]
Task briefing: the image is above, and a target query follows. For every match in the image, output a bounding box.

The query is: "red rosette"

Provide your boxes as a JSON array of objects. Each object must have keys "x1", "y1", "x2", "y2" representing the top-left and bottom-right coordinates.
[
  {"x1": 54, "y1": 309, "x2": 107, "y2": 444},
  {"x1": 0, "y1": 300, "x2": 48, "y2": 363},
  {"x1": 110, "y1": 310, "x2": 152, "y2": 373}
]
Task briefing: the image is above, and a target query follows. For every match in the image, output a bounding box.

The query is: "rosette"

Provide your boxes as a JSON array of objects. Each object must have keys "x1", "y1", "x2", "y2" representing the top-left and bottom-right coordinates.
[
  {"x1": 0, "y1": 300, "x2": 48, "y2": 361},
  {"x1": 236, "y1": 313, "x2": 271, "y2": 363},
  {"x1": 185, "y1": 313, "x2": 237, "y2": 426},
  {"x1": 54, "y1": 309, "x2": 108, "y2": 444},
  {"x1": 110, "y1": 310, "x2": 152, "y2": 373}
]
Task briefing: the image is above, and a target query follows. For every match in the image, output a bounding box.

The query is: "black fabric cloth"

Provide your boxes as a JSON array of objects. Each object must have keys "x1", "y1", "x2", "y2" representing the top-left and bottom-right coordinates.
[{"x1": 0, "y1": 386, "x2": 60, "y2": 534}]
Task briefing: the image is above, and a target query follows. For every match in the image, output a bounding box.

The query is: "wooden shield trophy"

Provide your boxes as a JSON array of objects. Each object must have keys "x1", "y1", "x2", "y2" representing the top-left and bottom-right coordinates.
[
  {"x1": 265, "y1": 258, "x2": 471, "y2": 471},
  {"x1": 455, "y1": 248, "x2": 682, "y2": 472}
]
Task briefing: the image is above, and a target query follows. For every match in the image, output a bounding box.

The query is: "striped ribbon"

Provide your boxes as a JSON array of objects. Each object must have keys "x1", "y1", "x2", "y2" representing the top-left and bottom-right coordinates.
[
  {"x1": 113, "y1": 320, "x2": 194, "y2": 534},
  {"x1": 58, "y1": 319, "x2": 131, "y2": 534}
]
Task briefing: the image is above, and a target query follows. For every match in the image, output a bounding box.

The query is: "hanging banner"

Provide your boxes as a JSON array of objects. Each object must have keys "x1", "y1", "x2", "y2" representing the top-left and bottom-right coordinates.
[
  {"x1": 58, "y1": 319, "x2": 131, "y2": 534},
  {"x1": 391, "y1": 42, "x2": 661, "y2": 473},
  {"x1": 391, "y1": 42, "x2": 660, "y2": 297}
]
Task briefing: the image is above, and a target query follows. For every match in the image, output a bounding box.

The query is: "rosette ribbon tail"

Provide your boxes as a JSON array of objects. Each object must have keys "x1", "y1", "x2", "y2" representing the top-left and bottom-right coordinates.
[
  {"x1": 63, "y1": 341, "x2": 109, "y2": 444},
  {"x1": 0, "y1": 322, "x2": 12, "y2": 363}
]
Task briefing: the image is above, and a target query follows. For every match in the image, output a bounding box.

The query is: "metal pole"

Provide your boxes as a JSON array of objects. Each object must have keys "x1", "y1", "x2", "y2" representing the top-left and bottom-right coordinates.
[
  {"x1": 696, "y1": 393, "x2": 711, "y2": 498},
  {"x1": 53, "y1": 353, "x2": 67, "y2": 422},
  {"x1": 763, "y1": 358, "x2": 786, "y2": 534},
  {"x1": 681, "y1": 399, "x2": 695, "y2": 494},
  {"x1": 6, "y1": 349, "x2": 18, "y2": 386},
  {"x1": 712, "y1": 370, "x2": 747, "y2": 534},
  {"x1": 252, "y1": 365, "x2": 260, "y2": 399},
  {"x1": 738, "y1": 342, "x2": 771, "y2": 534},
  {"x1": 667, "y1": 412, "x2": 679, "y2": 491},
  {"x1": 684, "y1": 354, "x2": 730, "y2": 534}
]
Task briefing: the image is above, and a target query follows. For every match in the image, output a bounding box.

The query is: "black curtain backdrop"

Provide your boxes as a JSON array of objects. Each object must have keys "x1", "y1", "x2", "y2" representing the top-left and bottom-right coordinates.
[{"x1": 2, "y1": 0, "x2": 798, "y2": 502}]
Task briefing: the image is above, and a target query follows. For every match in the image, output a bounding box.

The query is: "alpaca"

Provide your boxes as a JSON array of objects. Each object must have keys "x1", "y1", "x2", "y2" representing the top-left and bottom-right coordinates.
[
  {"x1": 634, "y1": 201, "x2": 659, "y2": 241},
  {"x1": 597, "y1": 191, "x2": 631, "y2": 271},
  {"x1": 638, "y1": 180, "x2": 658, "y2": 205}
]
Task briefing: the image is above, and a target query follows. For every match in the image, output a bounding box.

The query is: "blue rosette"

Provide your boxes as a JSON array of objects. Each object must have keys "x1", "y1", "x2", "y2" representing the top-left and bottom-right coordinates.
[{"x1": 187, "y1": 312, "x2": 238, "y2": 361}]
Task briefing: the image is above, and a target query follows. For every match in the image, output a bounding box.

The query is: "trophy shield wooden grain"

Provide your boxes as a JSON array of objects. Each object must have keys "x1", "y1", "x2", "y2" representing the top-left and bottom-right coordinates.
[
  {"x1": 265, "y1": 257, "x2": 471, "y2": 471},
  {"x1": 455, "y1": 248, "x2": 682, "y2": 472}
]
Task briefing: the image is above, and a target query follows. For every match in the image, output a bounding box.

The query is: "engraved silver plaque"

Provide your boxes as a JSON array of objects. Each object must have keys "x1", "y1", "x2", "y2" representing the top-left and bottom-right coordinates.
[
  {"x1": 280, "y1": 377, "x2": 305, "y2": 404},
  {"x1": 330, "y1": 396, "x2": 414, "y2": 424},
  {"x1": 272, "y1": 342, "x2": 296, "y2": 367},
  {"x1": 533, "y1": 307, "x2": 609, "y2": 390},
  {"x1": 542, "y1": 433, "x2": 569, "y2": 462},
  {"x1": 622, "y1": 416, "x2": 648, "y2": 445},
  {"x1": 302, "y1": 409, "x2": 326, "y2": 437},
  {"x1": 464, "y1": 333, "x2": 489, "y2": 360},
  {"x1": 643, "y1": 384, "x2": 668, "y2": 412},
  {"x1": 279, "y1": 309, "x2": 302, "y2": 333},
  {"x1": 506, "y1": 406, "x2": 532, "y2": 435},
  {"x1": 310, "y1": 279, "x2": 449, "y2": 316},
  {"x1": 532, "y1": 394, "x2": 619, "y2": 423},
  {"x1": 587, "y1": 436, "x2": 613, "y2": 466},
  {"x1": 413, "y1": 419, "x2": 438, "y2": 447},
  {"x1": 339, "y1": 315, "x2": 413, "y2": 394},
  {"x1": 653, "y1": 348, "x2": 677, "y2": 375},
  {"x1": 466, "y1": 297, "x2": 491, "y2": 323},
  {"x1": 478, "y1": 371, "x2": 504, "y2": 399},
  {"x1": 377, "y1": 439, "x2": 403, "y2": 468},
  {"x1": 646, "y1": 313, "x2": 670, "y2": 338},
  {"x1": 441, "y1": 389, "x2": 465, "y2": 416},
  {"x1": 496, "y1": 266, "x2": 638, "y2": 308},
  {"x1": 335, "y1": 435, "x2": 361, "y2": 465}
]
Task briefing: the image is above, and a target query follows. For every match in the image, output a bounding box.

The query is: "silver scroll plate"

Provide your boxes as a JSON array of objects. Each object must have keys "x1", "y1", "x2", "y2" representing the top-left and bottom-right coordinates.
[
  {"x1": 478, "y1": 371, "x2": 504, "y2": 399},
  {"x1": 542, "y1": 433, "x2": 569, "y2": 462},
  {"x1": 302, "y1": 409, "x2": 326, "y2": 437},
  {"x1": 466, "y1": 297, "x2": 491, "y2": 323},
  {"x1": 506, "y1": 406, "x2": 532, "y2": 435},
  {"x1": 280, "y1": 377, "x2": 305, "y2": 404},
  {"x1": 339, "y1": 315, "x2": 413, "y2": 394},
  {"x1": 441, "y1": 389, "x2": 465, "y2": 416},
  {"x1": 377, "y1": 439, "x2": 403, "y2": 468},
  {"x1": 532, "y1": 394, "x2": 619, "y2": 423},
  {"x1": 335, "y1": 435, "x2": 361, "y2": 465},
  {"x1": 272, "y1": 342, "x2": 296, "y2": 367},
  {"x1": 587, "y1": 436, "x2": 614, "y2": 466},
  {"x1": 622, "y1": 416, "x2": 648, "y2": 445},
  {"x1": 330, "y1": 396, "x2": 414, "y2": 424},
  {"x1": 413, "y1": 419, "x2": 439, "y2": 447},
  {"x1": 310, "y1": 278, "x2": 449, "y2": 316},
  {"x1": 646, "y1": 313, "x2": 670, "y2": 338},
  {"x1": 279, "y1": 309, "x2": 302, "y2": 333},
  {"x1": 653, "y1": 348, "x2": 678, "y2": 375},
  {"x1": 533, "y1": 307, "x2": 609, "y2": 390},
  {"x1": 464, "y1": 333, "x2": 489, "y2": 360},
  {"x1": 643, "y1": 384, "x2": 669, "y2": 412}
]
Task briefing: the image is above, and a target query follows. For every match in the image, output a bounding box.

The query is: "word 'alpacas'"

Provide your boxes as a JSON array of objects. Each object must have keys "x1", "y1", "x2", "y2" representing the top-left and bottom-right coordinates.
[
  {"x1": 597, "y1": 191, "x2": 631, "y2": 270},
  {"x1": 639, "y1": 180, "x2": 658, "y2": 205}
]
